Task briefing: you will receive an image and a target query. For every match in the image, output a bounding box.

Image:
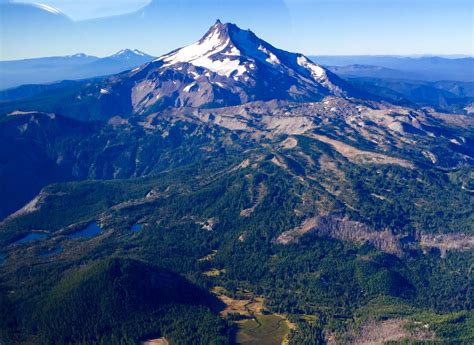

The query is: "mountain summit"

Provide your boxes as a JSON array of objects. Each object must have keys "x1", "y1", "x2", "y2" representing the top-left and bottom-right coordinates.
[
  {"x1": 121, "y1": 21, "x2": 363, "y2": 113},
  {"x1": 157, "y1": 20, "x2": 294, "y2": 78},
  {"x1": 156, "y1": 20, "x2": 333, "y2": 82},
  {"x1": 111, "y1": 49, "x2": 151, "y2": 60}
]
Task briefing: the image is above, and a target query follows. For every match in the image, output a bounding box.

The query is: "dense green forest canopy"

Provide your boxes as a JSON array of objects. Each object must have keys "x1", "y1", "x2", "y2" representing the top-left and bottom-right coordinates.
[{"x1": 0, "y1": 112, "x2": 473, "y2": 344}]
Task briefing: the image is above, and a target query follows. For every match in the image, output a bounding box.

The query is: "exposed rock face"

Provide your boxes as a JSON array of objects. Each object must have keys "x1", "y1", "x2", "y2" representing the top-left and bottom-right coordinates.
[
  {"x1": 344, "y1": 318, "x2": 435, "y2": 345},
  {"x1": 419, "y1": 233, "x2": 474, "y2": 257},
  {"x1": 276, "y1": 215, "x2": 474, "y2": 258},
  {"x1": 308, "y1": 133, "x2": 413, "y2": 168},
  {"x1": 3, "y1": 190, "x2": 46, "y2": 221},
  {"x1": 158, "y1": 98, "x2": 473, "y2": 168},
  {"x1": 240, "y1": 182, "x2": 267, "y2": 217},
  {"x1": 275, "y1": 216, "x2": 403, "y2": 256}
]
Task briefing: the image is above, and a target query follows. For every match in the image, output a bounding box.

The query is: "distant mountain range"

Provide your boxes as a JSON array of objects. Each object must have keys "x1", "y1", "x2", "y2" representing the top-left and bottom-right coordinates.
[
  {"x1": 310, "y1": 57, "x2": 474, "y2": 114},
  {"x1": 312, "y1": 55, "x2": 474, "y2": 82},
  {"x1": 0, "y1": 49, "x2": 155, "y2": 90},
  {"x1": 345, "y1": 77, "x2": 474, "y2": 114}
]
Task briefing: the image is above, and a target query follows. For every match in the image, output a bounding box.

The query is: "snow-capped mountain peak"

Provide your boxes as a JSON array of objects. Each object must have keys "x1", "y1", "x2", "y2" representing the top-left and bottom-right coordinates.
[
  {"x1": 156, "y1": 20, "x2": 333, "y2": 84},
  {"x1": 157, "y1": 20, "x2": 247, "y2": 77},
  {"x1": 112, "y1": 21, "x2": 365, "y2": 112},
  {"x1": 157, "y1": 20, "x2": 301, "y2": 77},
  {"x1": 112, "y1": 49, "x2": 150, "y2": 59},
  {"x1": 67, "y1": 53, "x2": 92, "y2": 59}
]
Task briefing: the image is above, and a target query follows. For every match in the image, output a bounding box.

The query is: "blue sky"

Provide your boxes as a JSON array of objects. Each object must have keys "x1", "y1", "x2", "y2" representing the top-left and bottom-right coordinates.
[{"x1": 1, "y1": 0, "x2": 473, "y2": 60}]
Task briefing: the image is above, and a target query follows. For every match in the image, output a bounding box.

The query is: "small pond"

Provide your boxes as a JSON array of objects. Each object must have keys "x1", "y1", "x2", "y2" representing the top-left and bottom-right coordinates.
[
  {"x1": 12, "y1": 232, "x2": 48, "y2": 245},
  {"x1": 131, "y1": 224, "x2": 143, "y2": 232},
  {"x1": 69, "y1": 222, "x2": 102, "y2": 239}
]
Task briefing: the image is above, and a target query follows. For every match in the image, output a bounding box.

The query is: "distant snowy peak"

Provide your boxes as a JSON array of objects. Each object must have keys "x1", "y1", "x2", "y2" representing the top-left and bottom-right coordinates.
[
  {"x1": 67, "y1": 53, "x2": 95, "y2": 59},
  {"x1": 132, "y1": 49, "x2": 148, "y2": 57},
  {"x1": 111, "y1": 49, "x2": 152, "y2": 60}
]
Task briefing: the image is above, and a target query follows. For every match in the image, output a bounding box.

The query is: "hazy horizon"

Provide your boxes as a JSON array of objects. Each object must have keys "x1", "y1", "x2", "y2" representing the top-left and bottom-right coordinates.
[{"x1": 1, "y1": 51, "x2": 473, "y2": 62}]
